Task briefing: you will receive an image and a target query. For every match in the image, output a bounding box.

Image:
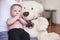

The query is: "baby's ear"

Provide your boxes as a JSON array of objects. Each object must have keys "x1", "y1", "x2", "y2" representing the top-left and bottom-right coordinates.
[{"x1": 15, "y1": 0, "x2": 23, "y2": 2}]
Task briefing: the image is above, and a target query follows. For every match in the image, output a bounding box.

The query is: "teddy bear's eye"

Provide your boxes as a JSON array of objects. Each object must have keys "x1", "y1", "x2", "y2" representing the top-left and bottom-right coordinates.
[
  {"x1": 31, "y1": 8, "x2": 33, "y2": 10},
  {"x1": 24, "y1": 7, "x2": 25, "y2": 9}
]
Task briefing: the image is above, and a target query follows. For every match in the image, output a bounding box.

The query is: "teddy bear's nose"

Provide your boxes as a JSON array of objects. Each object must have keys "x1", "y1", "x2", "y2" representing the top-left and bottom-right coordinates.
[{"x1": 23, "y1": 12, "x2": 29, "y2": 17}]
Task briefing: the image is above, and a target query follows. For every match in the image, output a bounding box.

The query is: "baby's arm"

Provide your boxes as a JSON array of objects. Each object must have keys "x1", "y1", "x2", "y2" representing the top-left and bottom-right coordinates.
[
  {"x1": 19, "y1": 17, "x2": 27, "y2": 25},
  {"x1": 7, "y1": 14, "x2": 20, "y2": 26}
]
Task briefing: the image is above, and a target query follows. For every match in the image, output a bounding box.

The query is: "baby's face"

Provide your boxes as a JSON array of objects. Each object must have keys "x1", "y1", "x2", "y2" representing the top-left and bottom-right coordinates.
[{"x1": 11, "y1": 6, "x2": 22, "y2": 17}]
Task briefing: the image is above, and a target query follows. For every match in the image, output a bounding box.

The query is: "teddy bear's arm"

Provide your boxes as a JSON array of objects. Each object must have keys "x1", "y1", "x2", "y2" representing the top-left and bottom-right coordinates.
[{"x1": 36, "y1": 17, "x2": 49, "y2": 31}]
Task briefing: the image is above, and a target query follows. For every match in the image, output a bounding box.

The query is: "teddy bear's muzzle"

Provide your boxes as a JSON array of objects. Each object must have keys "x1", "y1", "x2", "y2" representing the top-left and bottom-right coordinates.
[{"x1": 23, "y1": 12, "x2": 29, "y2": 17}]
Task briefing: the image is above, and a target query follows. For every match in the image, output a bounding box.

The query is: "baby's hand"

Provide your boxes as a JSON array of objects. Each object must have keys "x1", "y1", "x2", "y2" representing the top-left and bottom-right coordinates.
[{"x1": 16, "y1": 13, "x2": 20, "y2": 19}]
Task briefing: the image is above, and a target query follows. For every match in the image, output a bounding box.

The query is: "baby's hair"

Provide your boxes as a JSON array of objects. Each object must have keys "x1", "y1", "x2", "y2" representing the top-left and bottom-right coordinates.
[{"x1": 10, "y1": 4, "x2": 22, "y2": 10}]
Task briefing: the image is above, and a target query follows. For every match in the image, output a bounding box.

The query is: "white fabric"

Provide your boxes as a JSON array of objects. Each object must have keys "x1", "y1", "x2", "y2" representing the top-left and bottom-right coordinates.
[{"x1": 0, "y1": 0, "x2": 18, "y2": 32}]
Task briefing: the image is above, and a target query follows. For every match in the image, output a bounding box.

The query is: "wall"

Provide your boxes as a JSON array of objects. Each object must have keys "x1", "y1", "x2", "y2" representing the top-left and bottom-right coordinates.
[
  {"x1": 41, "y1": 0, "x2": 60, "y2": 24},
  {"x1": 0, "y1": 0, "x2": 1, "y2": 17},
  {"x1": 23, "y1": 0, "x2": 41, "y2": 3}
]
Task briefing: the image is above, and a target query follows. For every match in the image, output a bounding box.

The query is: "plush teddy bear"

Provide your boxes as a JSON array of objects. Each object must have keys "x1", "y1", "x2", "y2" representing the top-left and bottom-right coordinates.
[
  {"x1": 20, "y1": 0, "x2": 46, "y2": 38},
  {"x1": 20, "y1": 1, "x2": 60, "y2": 40}
]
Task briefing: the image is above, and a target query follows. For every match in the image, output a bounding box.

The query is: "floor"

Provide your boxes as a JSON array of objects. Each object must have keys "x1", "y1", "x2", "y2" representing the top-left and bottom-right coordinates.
[
  {"x1": 47, "y1": 24, "x2": 60, "y2": 35},
  {"x1": 30, "y1": 24, "x2": 60, "y2": 40}
]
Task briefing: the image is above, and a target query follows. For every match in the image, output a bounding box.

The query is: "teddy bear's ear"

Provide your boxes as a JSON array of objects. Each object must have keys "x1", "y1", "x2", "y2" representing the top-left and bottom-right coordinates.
[
  {"x1": 38, "y1": 13, "x2": 42, "y2": 17},
  {"x1": 15, "y1": 0, "x2": 23, "y2": 2}
]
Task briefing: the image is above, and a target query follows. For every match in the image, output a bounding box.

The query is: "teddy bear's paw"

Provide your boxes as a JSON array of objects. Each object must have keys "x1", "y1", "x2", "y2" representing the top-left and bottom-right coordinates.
[{"x1": 26, "y1": 20, "x2": 34, "y2": 28}]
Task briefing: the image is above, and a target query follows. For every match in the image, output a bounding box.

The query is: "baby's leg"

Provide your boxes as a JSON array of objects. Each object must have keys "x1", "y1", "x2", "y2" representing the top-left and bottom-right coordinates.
[
  {"x1": 22, "y1": 30, "x2": 30, "y2": 40},
  {"x1": 8, "y1": 29, "x2": 22, "y2": 40},
  {"x1": 0, "y1": 31, "x2": 8, "y2": 40}
]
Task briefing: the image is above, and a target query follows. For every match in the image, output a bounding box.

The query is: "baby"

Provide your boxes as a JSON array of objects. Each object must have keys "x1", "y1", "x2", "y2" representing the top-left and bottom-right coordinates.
[{"x1": 7, "y1": 4, "x2": 30, "y2": 40}]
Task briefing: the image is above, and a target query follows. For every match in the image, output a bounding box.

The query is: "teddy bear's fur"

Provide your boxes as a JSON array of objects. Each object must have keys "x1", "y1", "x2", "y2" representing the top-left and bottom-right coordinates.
[
  {"x1": 20, "y1": 1, "x2": 45, "y2": 37},
  {"x1": 20, "y1": 1, "x2": 60, "y2": 40}
]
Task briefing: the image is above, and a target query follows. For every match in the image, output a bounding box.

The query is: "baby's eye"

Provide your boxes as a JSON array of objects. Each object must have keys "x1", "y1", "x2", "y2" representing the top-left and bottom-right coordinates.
[
  {"x1": 31, "y1": 8, "x2": 33, "y2": 10},
  {"x1": 14, "y1": 10, "x2": 16, "y2": 12}
]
